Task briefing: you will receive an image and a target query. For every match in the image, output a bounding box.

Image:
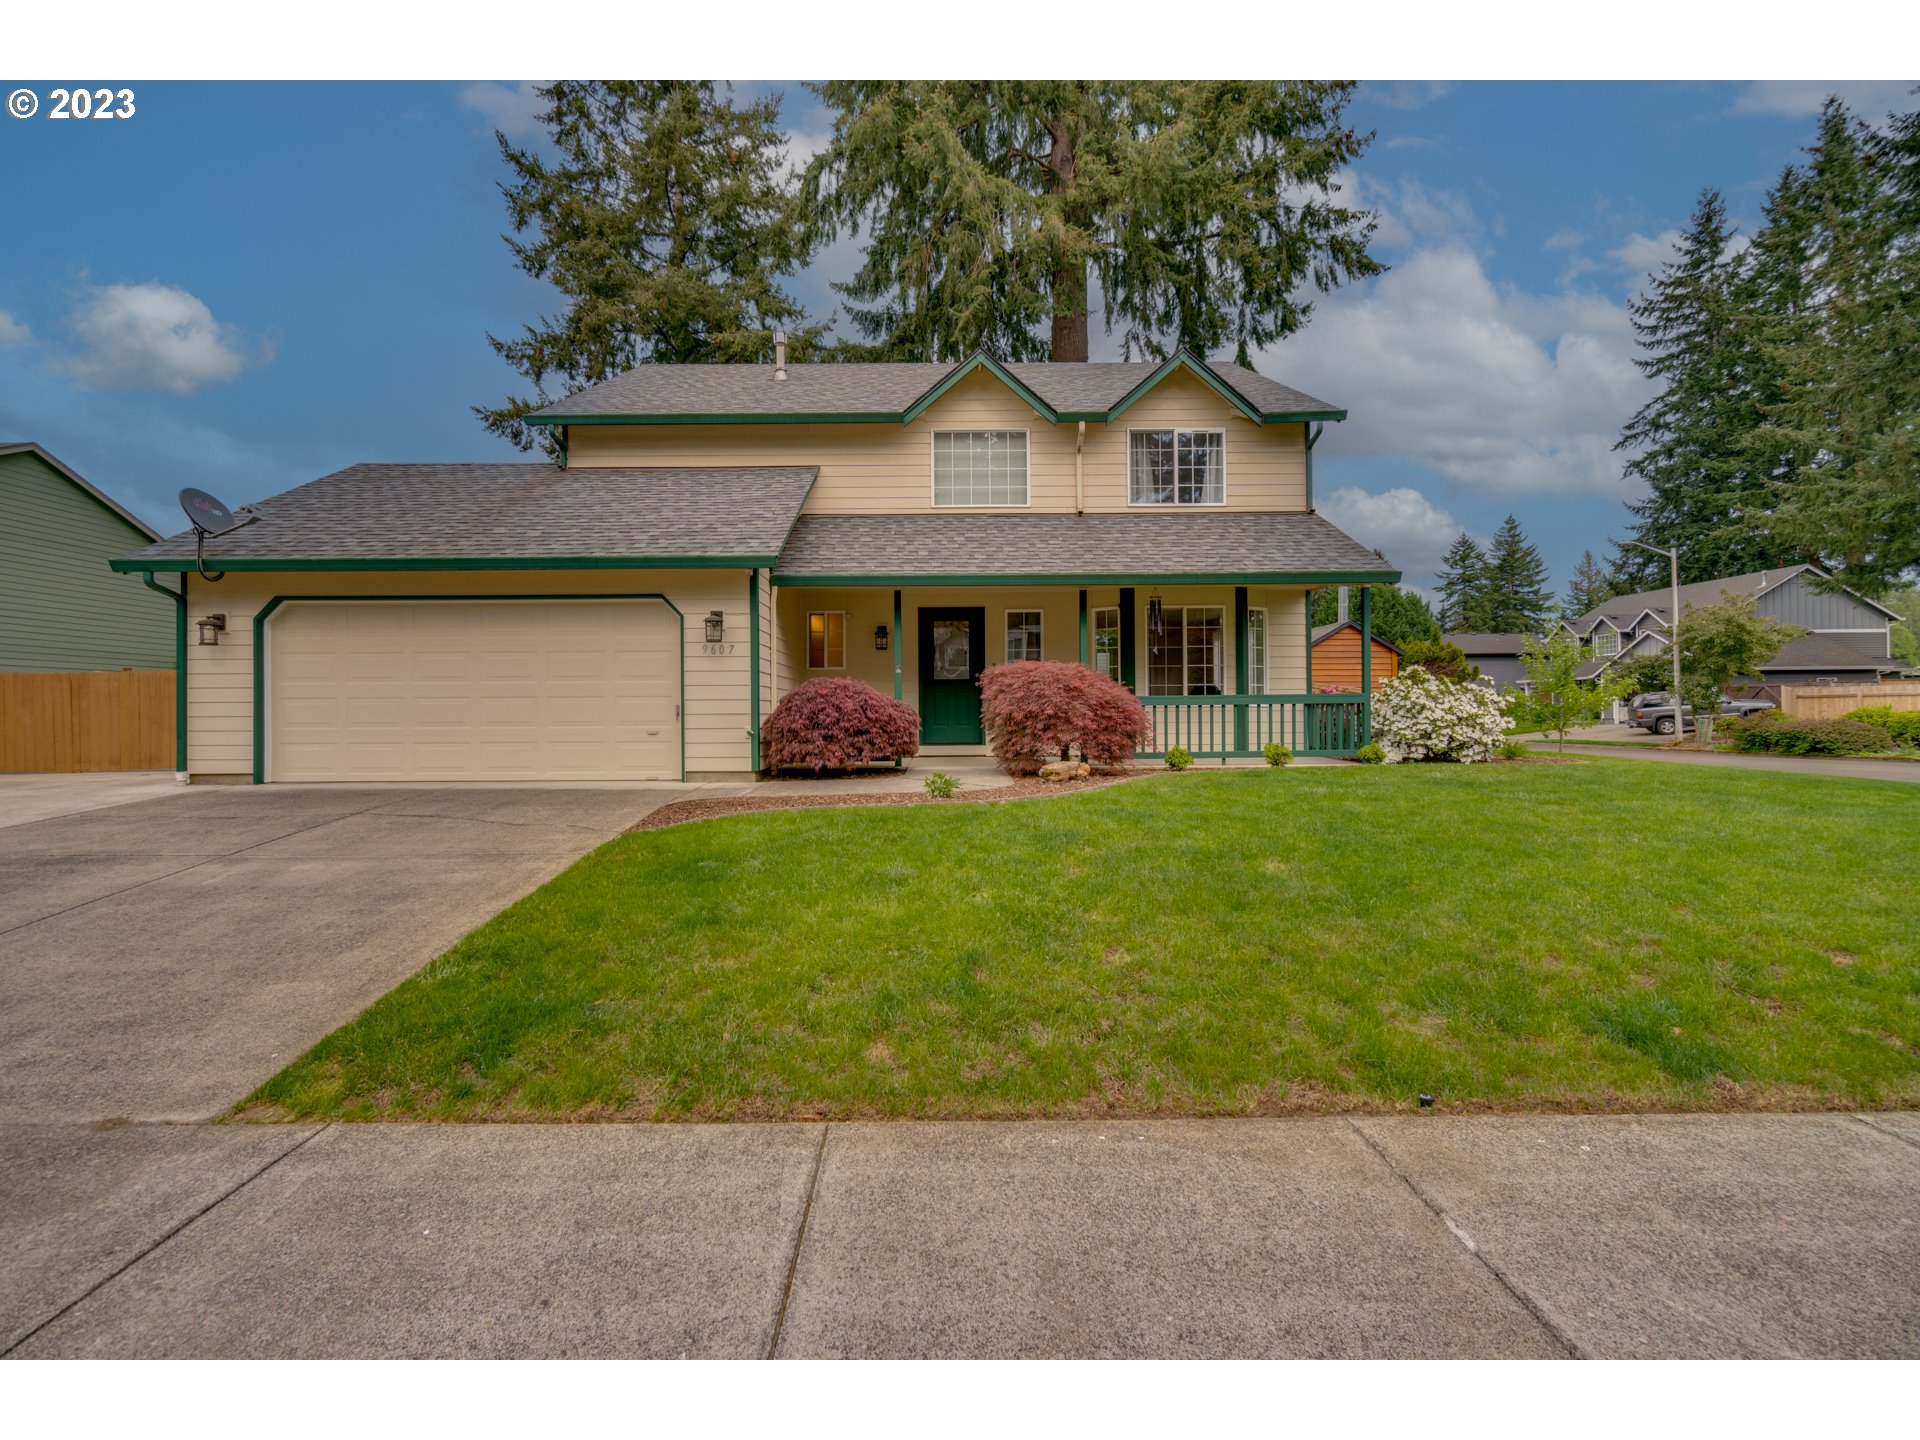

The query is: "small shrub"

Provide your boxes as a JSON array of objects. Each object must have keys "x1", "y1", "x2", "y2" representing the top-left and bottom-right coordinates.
[
  {"x1": 1843, "y1": 705, "x2": 1920, "y2": 746},
  {"x1": 1165, "y1": 745, "x2": 1193, "y2": 771},
  {"x1": 1354, "y1": 742, "x2": 1386, "y2": 764},
  {"x1": 1499, "y1": 739, "x2": 1530, "y2": 760},
  {"x1": 923, "y1": 771, "x2": 958, "y2": 800},
  {"x1": 1721, "y1": 712, "x2": 1893, "y2": 756},
  {"x1": 761, "y1": 678, "x2": 920, "y2": 774},
  {"x1": 1400, "y1": 638, "x2": 1481, "y2": 684},
  {"x1": 1263, "y1": 742, "x2": 1293, "y2": 767},
  {"x1": 978, "y1": 660, "x2": 1153, "y2": 776},
  {"x1": 1370, "y1": 666, "x2": 1510, "y2": 763}
]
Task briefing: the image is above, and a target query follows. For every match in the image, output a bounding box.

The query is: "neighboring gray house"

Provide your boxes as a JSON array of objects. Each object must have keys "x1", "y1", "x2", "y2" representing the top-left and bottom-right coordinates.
[
  {"x1": 0, "y1": 442, "x2": 171, "y2": 671},
  {"x1": 1565, "y1": 564, "x2": 1903, "y2": 686},
  {"x1": 1443, "y1": 632, "x2": 1537, "y2": 690}
]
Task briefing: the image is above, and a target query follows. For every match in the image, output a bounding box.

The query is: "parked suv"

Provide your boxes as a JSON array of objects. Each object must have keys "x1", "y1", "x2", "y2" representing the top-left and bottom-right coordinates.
[{"x1": 1627, "y1": 693, "x2": 1776, "y2": 735}]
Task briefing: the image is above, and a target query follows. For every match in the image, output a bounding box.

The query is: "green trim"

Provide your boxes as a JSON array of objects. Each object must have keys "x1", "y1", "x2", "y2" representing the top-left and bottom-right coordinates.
[
  {"x1": 1137, "y1": 692, "x2": 1370, "y2": 759},
  {"x1": 1234, "y1": 586, "x2": 1250, "y2": 753},
  {"x1": 532, "y1": 411, "x2": 903, "y2": 427},
  {"x1": 1305, "y1": 422, "x2": 1323, "y2": 511},
  {"x1": 892, "y1": 588, "x2": 903, "y2": 700},
  {"x1": 251, "y1": 593, "x2": 686, "y2": 785},
  {"x1": 901, "y1": 353, "x2": 1058, "y2": 425},
  {"x1": 114, "y1": 554, "x2": 775, "y2": 575},
  {"x1": 1078, "y1": 588, "x2": 1089, "y2": 666},
  {"x1": 775, "y1": 570, "x2": 1401, "y2": 588},
  {"x1": 142, "y1": 571, "x2": 187, "y2": 771},
  {"x1": 748, "y1": 568, "x2": 761, "y2": 774},
  {"x1": 1107, "y1": 351, "x2": 1260, "y2": 424},
  {"x1": 1360, "y1": 584, "x2": 1374, "y2": 728},
  {"x1": 556, "y1": 425, "x2": 569, "y2": 468},
  {"x1": 1118, "y1": 587, "x2": 1137, "y2": 692}
]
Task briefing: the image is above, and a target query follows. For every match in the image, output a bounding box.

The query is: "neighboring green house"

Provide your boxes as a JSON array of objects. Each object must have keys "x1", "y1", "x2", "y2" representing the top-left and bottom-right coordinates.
[{"x1": 1, "y1": 442, "x2": 171, "y2": 671}]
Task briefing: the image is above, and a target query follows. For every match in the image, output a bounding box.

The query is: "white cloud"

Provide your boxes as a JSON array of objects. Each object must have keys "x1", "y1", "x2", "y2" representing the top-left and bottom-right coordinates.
[
  {"x1": 1270, "y1": 246, "x2": 1650, "y2": 499},
  {"x1": 1382, "y1": 134, "x2": 1446, "y2": 152},
  {"x1": 1339, "y1": 170, "x2": 1480, "y2": 252},
  {"x1": 458, "y1": 81, "x2": 547, "y2": 140},
  {"x1": 1361, "y1": 81, "x2": 1452, "y2": 111},
  {"x1": 1609, "y1": 229, "x2": 1682, "y2": 279},
  {"x1": 1318, "y1": 485, "x2": 1474, "y2": 582},
  {"x1": 0, "y1": 310, "x2": 29, "y2": 346},
  {"x1": 1542, "y1": 228, "x2": 1583, "y2": 252},
  {"x1": 1730, "y1": 81, "x2": 1917, "y2": 119},
  {"x1": 56, "y1": 282, "x2": 270, "y2": 395}
]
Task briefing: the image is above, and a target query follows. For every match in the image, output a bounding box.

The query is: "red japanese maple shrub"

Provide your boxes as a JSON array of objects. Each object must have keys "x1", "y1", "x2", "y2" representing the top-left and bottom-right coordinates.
[
  {"x1": 761, "y1": 677, "x2": 921, "y2": 773},
  {"x1": 978, "y1": 661, "x2": 1152, "y2": 775}
]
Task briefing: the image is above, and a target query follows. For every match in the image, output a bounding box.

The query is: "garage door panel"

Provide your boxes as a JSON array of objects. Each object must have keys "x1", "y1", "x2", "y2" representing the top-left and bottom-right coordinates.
[{"x1": 268, "y1": 601, "x2": 680, "y2": 782}]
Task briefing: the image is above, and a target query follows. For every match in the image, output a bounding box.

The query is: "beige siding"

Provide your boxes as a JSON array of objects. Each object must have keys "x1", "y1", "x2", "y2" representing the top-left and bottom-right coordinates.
[
  {"x1": 184, "y1": 569, "x2": 757, "y2": 779},
  {"x1": 566, "y1": 368, "x2": 1307, "y2": 514}
]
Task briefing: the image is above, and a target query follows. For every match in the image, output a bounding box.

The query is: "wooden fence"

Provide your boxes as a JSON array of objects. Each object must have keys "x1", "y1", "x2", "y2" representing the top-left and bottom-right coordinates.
[
  {"x1": 1778, "y1": 679, "x2": 1920, "y2": 722},
  {"x1": 0, "y1": 670, "x2": 176, "y2": 773}
]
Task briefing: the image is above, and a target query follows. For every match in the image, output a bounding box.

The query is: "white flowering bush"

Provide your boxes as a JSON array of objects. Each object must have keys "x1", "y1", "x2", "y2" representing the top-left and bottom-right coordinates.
[{"x1": 1370, "y1": 667, "x2": 1510, "y2": 764}]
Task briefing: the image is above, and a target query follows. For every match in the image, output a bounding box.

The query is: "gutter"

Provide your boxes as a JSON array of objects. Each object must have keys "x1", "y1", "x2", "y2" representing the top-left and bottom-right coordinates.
[{"x1": 140, "y1": 571, "x2": 188, "y2": 780}]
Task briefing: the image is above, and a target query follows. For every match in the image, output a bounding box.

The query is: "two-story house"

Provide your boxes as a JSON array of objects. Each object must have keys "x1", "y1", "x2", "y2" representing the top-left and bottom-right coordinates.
[{"x1": 111, "y1": 350, "x2": 1397, "y2": 783}]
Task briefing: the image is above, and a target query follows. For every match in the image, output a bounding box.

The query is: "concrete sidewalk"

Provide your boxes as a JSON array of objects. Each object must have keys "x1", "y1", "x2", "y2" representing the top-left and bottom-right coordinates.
[{"x1": 5, "y1": 1112, "x2": 1916, "y2": 1359}]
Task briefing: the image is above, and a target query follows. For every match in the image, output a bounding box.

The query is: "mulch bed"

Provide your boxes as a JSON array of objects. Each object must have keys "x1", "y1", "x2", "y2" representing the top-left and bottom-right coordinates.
[{"x1": 629, "y1": 767, "x2": 1163, "y2": 832}]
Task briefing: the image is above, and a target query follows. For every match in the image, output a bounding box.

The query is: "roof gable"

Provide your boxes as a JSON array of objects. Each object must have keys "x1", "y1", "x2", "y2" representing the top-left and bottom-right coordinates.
[
  {"x1": 1310, "y1": 620, "x2": 1404, "y2": 655},
  {"x1": 0, "y1": 442, "x2": 159, "y2": 540}
]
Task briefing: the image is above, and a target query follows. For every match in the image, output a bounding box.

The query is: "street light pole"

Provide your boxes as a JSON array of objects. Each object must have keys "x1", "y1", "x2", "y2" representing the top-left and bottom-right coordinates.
[{"x1": 1624, "y1": 540, "x2": 1683, "y2": 743}]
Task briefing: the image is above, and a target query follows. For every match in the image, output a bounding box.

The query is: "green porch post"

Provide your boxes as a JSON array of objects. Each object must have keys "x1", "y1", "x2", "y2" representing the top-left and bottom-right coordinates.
[
  {"x1": 1360, "y1": 583, "x2": 1373, "y2": 744},
  {"x1": 1118, "y1": 587, "x2": 1137, "y2": 692},
  {"x1": 1233, "y1": 585, "x2": 1249, "y2": 754},
  {"x1": 892, "y1": 588, "x2": 903, "y2": 700},
  {"x1": 1078, "y1": 589, "x2": 1089, "y2": 666},
  {"x1": 748, "y1": 569, "x2": 761, "y2": 772}
]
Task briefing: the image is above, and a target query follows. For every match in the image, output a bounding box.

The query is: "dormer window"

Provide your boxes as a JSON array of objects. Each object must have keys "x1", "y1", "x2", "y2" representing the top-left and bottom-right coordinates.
[
  {"x1": 1591, "y1": 627, "x2": 1620, "y2": 657},
  {"x1": 932, "y1": 430, "x2": 1028, "y2": 506},
  {"x1": 1130, "y1": 429, "x2": 1224, "y2": 505}
]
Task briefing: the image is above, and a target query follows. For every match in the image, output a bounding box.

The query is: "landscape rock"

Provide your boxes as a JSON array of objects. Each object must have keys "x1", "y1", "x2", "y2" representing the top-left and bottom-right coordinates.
[{"x1": 1039, "y1": 760, "x2": 1092, "y2": 782}]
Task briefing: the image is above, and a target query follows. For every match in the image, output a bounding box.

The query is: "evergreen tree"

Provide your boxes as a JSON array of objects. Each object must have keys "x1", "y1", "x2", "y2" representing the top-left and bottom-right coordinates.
[
  {"x1": 1435, "y1": 532, "x2": 1493, "y2": 632},
  {"x1": 1755, "y1": 99, "x2": 1920, "y2": 595},
  {"x1": 1561, "y1": 549, "x2": 1618, "y2": 620},
  {"x1": 1615, "y1": 188, "x2": 1801, "y2": 585},
  {"x1": 1311, "y1": 585, "x2": 1441, "y2": 650},
  {"x1": 478, "y1": 82, "x2": 821, "y2": 452},
  {"x1": 801, "y1": 81, "x2": 1380, "y2": 362},
  {"x1": 1482, "y1": 515, "x2": 1555, "y2": 632}
]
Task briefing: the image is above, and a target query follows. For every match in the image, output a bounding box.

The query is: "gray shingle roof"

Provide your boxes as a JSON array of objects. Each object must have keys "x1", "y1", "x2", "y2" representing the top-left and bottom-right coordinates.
[
  {"x1": 113, "y1": 463, "x2": 817, "y2": 571},
  {"x1": 1568, "y1": 564, "x2": 1903, "y2": 633},
  {"x1": 1444, "y1": 632, "x2": 1539, "y2": 654},
  {"x1": 772, "y1": 511, "x2": 1396, "y2": 582},
  {"x1": 528, "y1": 357, "x2": 1340, "y2": 422},
  {"x1": 1757, "y1": 633, "x2": 1902, "y2": 673}
]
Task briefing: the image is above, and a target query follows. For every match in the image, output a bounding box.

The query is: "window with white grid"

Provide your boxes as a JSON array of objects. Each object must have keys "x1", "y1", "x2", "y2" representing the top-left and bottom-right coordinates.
[{"x1": 933, "y1": 430, "x2": 1028, "y2": 506}]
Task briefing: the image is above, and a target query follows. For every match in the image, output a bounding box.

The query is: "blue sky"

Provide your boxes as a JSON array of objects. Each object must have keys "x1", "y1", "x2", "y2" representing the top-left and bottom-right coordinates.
[{"x1": 1, "y1": 78, "x2": 1913, "y2": 595}]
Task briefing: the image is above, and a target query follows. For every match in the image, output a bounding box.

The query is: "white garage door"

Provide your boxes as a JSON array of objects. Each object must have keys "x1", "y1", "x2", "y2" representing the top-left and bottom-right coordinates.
[{"x1": 266, "y1": 599, "x2": 680, "y2": 782}]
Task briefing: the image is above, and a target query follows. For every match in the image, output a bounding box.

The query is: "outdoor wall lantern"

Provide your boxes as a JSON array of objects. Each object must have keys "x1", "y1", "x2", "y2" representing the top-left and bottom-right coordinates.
[
  {"x1": 196, "y1": 614, "x2": 227, "y2": 646},
  {"x1": 873, "y1": 624, "x2": 890, "y2": 650},
  {"x1": 704, "y1": 610, "x2": 725, "y2": 643}
]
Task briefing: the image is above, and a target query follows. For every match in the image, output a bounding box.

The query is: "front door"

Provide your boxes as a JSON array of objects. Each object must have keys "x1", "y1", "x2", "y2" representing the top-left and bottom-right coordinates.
[{"x1": 917, "y1": 606, "x2": 986, "y2": 744}]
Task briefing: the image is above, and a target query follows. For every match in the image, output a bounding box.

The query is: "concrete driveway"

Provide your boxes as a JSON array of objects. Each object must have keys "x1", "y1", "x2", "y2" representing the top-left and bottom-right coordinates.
[{"x1": 0, "y1": 781, "x2": 738, "y2": 1124}]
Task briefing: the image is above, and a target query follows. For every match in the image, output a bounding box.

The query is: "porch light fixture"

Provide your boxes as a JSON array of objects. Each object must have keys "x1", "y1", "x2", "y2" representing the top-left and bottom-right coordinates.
[
  {"x1": 873, "y1": 624, "x2": 890, "y2": 651},
  {"x1": 196, "y1": 614, "x2": 227, "y2": 646},
  {"x1": 704, "y1": 610, "x2": 725, "y2": 643}
]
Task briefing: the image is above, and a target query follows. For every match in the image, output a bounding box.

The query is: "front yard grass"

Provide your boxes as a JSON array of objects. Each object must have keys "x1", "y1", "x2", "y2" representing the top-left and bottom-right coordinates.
[{"x1": 242, "y1": 763, "x2": 1920, "y2": 1121}]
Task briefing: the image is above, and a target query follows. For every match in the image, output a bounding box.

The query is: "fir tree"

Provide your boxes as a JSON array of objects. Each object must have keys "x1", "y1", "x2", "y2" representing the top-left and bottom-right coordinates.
[
  {"x1": 1562, "y1": 549, "x2": 1618, "y2": 620},
  {"x1": 801, "y1": 81, "x2": 1381, "y2": 362},
  {"x1": 1755, "y1": 98, "x2": 1920, "y2": 594},
  {"x1": 477, "y1": 82, "x2": 821, "y2": 452},
  {"x1": 1615, "y1": 188, "x2": 1799, "y2": 585},
  {"x1": 1482, "y1": 515, "x2": 1554, "y2": 633},
  {"x1": 1435, "y1": 532, "x2": 1493, "y2": 632}
]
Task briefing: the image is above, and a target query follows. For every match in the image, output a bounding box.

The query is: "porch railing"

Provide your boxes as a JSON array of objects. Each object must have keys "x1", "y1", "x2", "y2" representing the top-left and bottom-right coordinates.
[{"x1": 1139, "y1": 693, "x2": 1370, "y2": 759}]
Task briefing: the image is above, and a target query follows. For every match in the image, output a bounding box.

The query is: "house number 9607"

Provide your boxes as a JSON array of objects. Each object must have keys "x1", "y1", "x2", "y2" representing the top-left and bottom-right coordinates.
[{"x1": 701, "y1": 642, "x2": 736, "y2": 655}]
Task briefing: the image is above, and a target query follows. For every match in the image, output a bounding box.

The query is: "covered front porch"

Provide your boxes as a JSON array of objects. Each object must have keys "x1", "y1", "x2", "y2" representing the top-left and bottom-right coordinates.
[{"x1": 765, "y1": 580, "x2": 1384, "y2": 761}]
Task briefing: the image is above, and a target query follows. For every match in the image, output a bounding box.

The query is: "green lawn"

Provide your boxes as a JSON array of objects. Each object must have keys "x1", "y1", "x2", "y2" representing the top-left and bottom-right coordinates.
[{"x1": 241, "y1": 763, "x2": 1920, "y2": 1122}]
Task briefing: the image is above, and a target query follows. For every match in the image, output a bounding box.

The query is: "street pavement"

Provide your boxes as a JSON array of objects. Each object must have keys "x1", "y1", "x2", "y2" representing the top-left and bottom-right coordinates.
[{"x1": 1546, "y1": 743, "x2": 1920, "y2": 783}]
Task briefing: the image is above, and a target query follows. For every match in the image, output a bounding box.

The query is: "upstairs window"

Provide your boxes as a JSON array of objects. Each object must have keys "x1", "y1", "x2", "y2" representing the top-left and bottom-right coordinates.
[
  {"x1": 933, "y1": 430, "x2": 1028, "y2": 506},
  {"x1": 1129, "y1": 429, "x2": 1224, "y2": 505},
  {"x1": 1591, "y1": 627, "x2": 1620, "y2": 658}
]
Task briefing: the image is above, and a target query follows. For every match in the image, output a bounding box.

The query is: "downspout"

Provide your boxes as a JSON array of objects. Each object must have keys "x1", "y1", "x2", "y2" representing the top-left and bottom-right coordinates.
[
  {"x1": 1075, "y1": 421, "x2": 1085, "y2": 514},
  {"x1": 143, "y1": 570, "x2": 188, "y2": 781}
]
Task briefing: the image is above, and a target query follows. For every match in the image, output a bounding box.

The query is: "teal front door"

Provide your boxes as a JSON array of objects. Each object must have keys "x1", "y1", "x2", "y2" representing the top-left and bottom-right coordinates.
[{"x1": 918, "y1": 607, "x2": 986, "y2": 744}]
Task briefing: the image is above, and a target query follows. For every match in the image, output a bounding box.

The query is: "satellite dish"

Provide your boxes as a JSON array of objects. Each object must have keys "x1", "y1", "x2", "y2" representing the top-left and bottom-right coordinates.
[
  {"x1": 177, "y1": 486, "x2": 254, "y2": 583},
  {"x1": 180, "y1": 487, "x2": 243, "y2": 536}
]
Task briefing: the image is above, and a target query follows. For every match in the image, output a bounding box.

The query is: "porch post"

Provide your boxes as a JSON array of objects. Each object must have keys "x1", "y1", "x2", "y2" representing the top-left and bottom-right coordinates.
[
  {"x1": 1118, "y1": 587, "x2": 1137, "y2": 692},
  {"x1": 1234, "y1": 585, "x2": 1249, "y2": 754},
  {"x1": 892, "y1": 588, "x2": 903, "y2": 700},
  {"x1": 1360, "y1": 583, "x2": 1374, "y2": 743},
  {"x1": 1078, "y1": 589, "x2": 1089, "y2": 667}
]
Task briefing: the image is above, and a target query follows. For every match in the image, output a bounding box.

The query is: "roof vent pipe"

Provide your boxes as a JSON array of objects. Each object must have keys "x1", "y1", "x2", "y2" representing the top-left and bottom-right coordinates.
[{"x1": 773, "y1": 329, "x2": 788, "y2": 381}]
